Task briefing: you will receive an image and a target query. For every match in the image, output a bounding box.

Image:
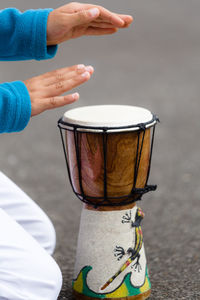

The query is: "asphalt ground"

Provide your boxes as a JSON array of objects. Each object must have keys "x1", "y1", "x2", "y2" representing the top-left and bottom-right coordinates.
[{"x1": 0, "y1": 1, "x2": 200, "y2": 299}]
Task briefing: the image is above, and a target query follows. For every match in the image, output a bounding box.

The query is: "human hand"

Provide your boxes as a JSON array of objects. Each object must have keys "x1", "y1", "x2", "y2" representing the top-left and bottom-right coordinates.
[
  {"x1": 24, "y1": 64, "x2": 94, "y2": 116},
  {"x1": 47, "y1": 2, "x2": 133, "y2": 45}
]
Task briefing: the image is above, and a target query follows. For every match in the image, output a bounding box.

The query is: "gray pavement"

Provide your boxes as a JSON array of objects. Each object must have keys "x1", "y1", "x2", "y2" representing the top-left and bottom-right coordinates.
[{"x1": 0, "y1": 0, "x2": 200, "y2": 299}]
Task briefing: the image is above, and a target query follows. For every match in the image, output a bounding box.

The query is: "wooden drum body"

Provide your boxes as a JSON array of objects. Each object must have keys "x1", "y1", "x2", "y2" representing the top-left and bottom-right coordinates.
[
  {"x1": 58, "y1": 105, "x2": 158, "y2": 300},
  {"x1": 66, "y1": 129, "x2": 151, "y2": 205}
]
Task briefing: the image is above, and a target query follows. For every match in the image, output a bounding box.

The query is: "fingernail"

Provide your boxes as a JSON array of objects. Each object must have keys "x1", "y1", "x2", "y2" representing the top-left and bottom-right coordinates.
[
  {"x1": 127, "y1": 15, "x2": 134, "y2": 21},
  {"x1": 77, "y1": 64, "x2": 85, "y2": 70},
  {"x1": 85, "y1": 66, "x2": 94, "y2": 73},
  {"x1": 81, "y1": 71, "x2": 90, "y2": 78},
  {"x1": 89, "y1": 8, "x2": 99, "y2": 18},
  {"x1": 72, "y1": 93, "x2": 79, "y2": 100}
]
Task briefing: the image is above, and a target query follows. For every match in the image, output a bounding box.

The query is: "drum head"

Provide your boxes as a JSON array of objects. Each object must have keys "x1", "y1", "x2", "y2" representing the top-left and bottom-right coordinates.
[{"x1": 62, "y1": 105, "x2": 156, "y2": 132}]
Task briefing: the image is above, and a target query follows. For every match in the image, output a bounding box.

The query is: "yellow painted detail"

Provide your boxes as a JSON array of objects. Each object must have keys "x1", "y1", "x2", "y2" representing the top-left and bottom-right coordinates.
[
  {"x1": 73, "y1": 272, "x2": 83, "y2": 293},
  {"x1": 135, "y1": 228, "x2": 139, "y2": 248},
  {"x1": 140, "y1": 276, "x2": 150, "y2": 293},
  {"x1": 106, "y1": 281, "x2": 128, "y2": 298}
]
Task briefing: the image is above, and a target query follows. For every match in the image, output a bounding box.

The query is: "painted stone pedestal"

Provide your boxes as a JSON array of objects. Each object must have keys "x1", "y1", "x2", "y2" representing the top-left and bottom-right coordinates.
[{"x1": 73, "y1": 205, "x2": 151, "y2": 300}]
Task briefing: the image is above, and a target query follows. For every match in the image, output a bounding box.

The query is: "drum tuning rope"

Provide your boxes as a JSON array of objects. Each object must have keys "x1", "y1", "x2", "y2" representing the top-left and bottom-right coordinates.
[{"x1": 103, "y1": 130, "x2": 109, "y2": 204}]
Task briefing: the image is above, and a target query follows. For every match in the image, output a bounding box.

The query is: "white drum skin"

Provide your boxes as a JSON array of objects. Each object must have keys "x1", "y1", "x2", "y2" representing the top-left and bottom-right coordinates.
[{"x1": 63, "y1": 105, "x2": 155, "y2": 131}]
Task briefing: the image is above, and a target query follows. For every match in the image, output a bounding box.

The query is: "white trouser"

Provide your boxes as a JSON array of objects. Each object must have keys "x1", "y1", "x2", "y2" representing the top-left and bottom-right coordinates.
[{"x1": 0, "y1": 171, "x2": 62, "y2": 300}]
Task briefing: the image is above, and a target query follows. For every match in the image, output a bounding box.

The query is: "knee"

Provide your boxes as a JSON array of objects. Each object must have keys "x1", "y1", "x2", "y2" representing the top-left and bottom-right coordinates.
[
  {"x1": 28, "y1": 254, "x2": 63, "y2": 299},
  {"x1": 0, "y1": 207, "x2": 62, "y2": 300},
  {"x1": 27, "y1": 251, "x2": 63, "y2": 299},
  {"x1": 45, "y1": 257, "x2": 63, "y2": 299},
  {"x1": 0, "y1": 237, "x2": 63, "y2": 300}
]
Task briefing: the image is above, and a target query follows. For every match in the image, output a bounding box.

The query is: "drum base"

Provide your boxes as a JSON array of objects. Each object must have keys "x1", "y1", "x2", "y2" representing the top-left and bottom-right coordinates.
[{"x1": 73, "y1": 289, "x2": 151, "y2": 300}]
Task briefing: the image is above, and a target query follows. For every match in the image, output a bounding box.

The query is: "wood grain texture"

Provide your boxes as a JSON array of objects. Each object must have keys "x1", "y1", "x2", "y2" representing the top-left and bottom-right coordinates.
[
  {"x1": 66, "y1": 129, "x2": 151, "y2": 207},
  {"x1": 73, "y1": 289, "x2": 151, "y2": 300}
]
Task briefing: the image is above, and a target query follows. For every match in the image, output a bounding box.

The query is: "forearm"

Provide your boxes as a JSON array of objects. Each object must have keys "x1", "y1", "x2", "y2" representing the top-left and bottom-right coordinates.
[
  {"x1": 0, "y1": 81, "x2": 31, "y2": 133},
  {"x1": 0, "y1": 8, "x2": 57, "y2": 61}
]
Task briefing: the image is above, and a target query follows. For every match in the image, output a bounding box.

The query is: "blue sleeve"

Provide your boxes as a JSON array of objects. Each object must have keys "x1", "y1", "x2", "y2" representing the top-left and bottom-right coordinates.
[
  {"x1": 0, "y1": 8, "x2": 58, "y2": 61},
  {"x1": 0, "y1": 81, "x2": 31, "y2": 133}
]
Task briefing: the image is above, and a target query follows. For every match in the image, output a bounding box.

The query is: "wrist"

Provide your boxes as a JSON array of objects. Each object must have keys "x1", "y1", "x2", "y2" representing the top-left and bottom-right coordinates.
[
  {"x1": 34, "y1": 8, "x2": 58, "y2": 59},
  {"x1": 46, "y1": 10, "x2": 59, "y2": 46},
  {"x1": 46, "y1": 10, "x2": 53, "y2": 45}
]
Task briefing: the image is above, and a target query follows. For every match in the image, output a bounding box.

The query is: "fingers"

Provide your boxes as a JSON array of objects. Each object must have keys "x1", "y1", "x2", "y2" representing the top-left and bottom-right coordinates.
[
  {"x1": 44, "y1": 64, "x2": 93, "y2": 86},
  {"x1": 96, "y1": 7, "x2": 125, "y2": 27},
  {"x1": 40, "y1": 65, "x2": 77, "y2": 79},
  {"x1": 89, "y1": 21, "x2": 118, "y2": 29},
  {"x1": 93, "y1": 15, "x2": 133, "y2": 25},
  {"x1": 61, "y1": 3, "x2": 132, "y2": 28},
  {"x1": 43, "y1": 93, "x2": 80, "y2": 111},
  {"x1": 68, "y1": 3, "x2": 132, "y2": 27},
  {"x1": 117, "y1": 14, "x2": 134, "y2": 27},
  {"x1": 45, "y1": 70, "x2": 92, "y2": 98},
  {"x1": 67, "y1": 7, "x2": 100, "y2": 27},
  {"x1": 31, "y1": 93, "x2": 80, "y2": 116},
  {"x1": 86, "y1": 27, "x2": 118, "y2": 36}
]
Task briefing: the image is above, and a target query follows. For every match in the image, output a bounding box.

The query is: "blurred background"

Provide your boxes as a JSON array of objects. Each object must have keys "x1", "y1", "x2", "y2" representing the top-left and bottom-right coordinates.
[{"x1": 0, "y1": 0, "x2": 200, "y2": 299}]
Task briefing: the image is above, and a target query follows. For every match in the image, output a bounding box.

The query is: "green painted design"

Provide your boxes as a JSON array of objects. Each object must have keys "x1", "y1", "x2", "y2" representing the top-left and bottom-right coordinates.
[
  {"x1": 73, "y1": 266, "x2": 105, "y2": 298},
  {"x1": 73, "y1": 266, "x2": 151, "y2": 298}
]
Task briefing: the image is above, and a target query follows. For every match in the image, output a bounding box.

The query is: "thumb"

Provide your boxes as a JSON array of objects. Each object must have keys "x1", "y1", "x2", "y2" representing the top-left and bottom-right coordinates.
[{"x1": 69, "y1": 7, "x2": 100, "y2": 26}]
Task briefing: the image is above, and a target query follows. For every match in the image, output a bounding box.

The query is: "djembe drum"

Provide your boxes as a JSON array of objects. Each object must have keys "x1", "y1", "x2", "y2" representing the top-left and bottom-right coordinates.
[{"x1": 58, "y1": 105, "x2": 159, "y2": 300}]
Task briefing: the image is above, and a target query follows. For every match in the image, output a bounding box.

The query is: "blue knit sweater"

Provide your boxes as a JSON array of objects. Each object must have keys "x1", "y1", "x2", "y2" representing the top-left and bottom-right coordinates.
[{"x1": 0, "y1": 8, "x2": 58, "y2": 133}]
